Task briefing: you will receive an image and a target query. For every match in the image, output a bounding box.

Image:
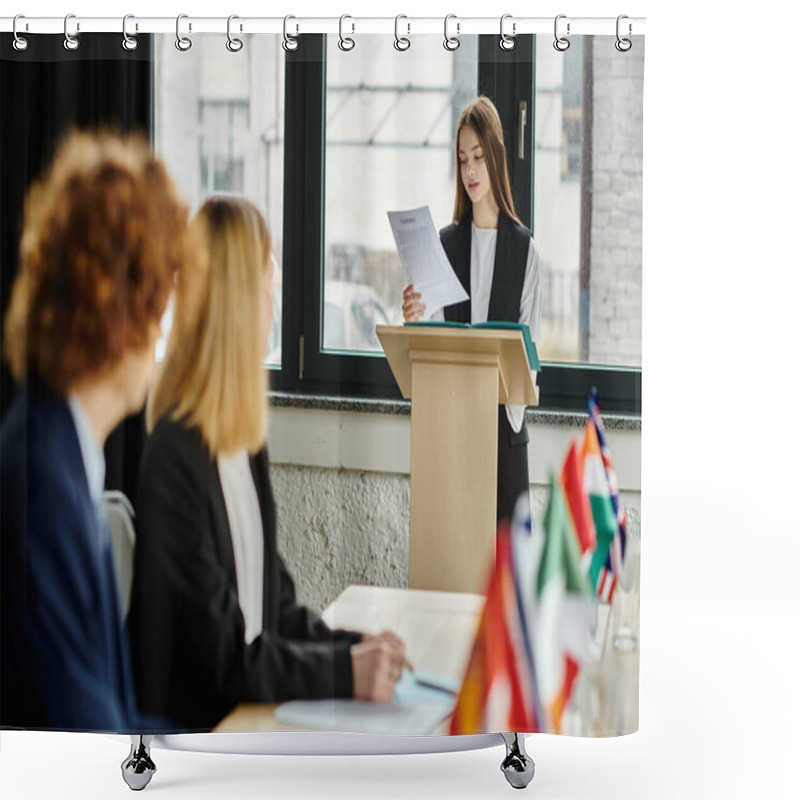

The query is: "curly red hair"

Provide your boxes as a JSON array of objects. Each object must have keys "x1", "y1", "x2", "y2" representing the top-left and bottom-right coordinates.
[{"x1": 4, "y1": 129, "x2": 189, "y2": 395}]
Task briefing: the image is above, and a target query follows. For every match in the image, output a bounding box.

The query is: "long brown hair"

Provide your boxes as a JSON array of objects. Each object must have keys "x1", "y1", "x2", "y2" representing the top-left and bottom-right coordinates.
[
  {"x1": 452, "y1": 97, "x2": 521, "y2": 226},
  {"x1": 148, "y1": 196, "x2": 272, "y2": 456}
]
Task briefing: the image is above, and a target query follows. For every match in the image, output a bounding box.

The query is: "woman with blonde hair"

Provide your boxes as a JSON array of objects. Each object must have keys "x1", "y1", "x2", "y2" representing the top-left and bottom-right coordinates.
[
  {"x1": 129, "y1": 196, "x2": 408, "y2": 732},
  {"x1": 402, "y1": 96, "x2": 541, "y2": 525}
]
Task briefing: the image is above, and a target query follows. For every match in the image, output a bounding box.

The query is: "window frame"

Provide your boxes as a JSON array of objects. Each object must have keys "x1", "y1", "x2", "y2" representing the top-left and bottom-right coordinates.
[{"x1": 273, "y1": 34, "x2": 641, "y2": 414}]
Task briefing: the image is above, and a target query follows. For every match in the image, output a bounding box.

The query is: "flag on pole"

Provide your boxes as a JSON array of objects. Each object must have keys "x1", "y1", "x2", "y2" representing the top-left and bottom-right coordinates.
[
  {"x1": 560, "y1": 438, "x2": 596, "y2": 568},
  {"x1": 534, "y1": 475, "x2": 596, "y2": 733},
  {"x1": 509, "y1": 492, "x2": 546, "y2": 731},
  {"x1": 588, "y1": 388, "x2": 628, "y2": 586},
  {"x1": 582, "y1": 418, "x2": 619, "y2": 602},
  {"x1": 449, "y1": 525, "x2": 539, "y2": 734}
]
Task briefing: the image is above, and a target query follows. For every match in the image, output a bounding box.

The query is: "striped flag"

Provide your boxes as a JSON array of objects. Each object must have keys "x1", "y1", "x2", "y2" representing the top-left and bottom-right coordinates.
[
  {"x1": 509, "y1": 493, "x2": 546, "y2": 731},
  {"x1": 449, "y1": 524, "x2": 539, "y2": 734},
  {"x1": 588, "y1": 388, "x2": 629, "y2": 587},
  {"x1": 582, "y1": 418, "x2": 619, "y2": 602},
  {"x1": 560, "y1": 438, "x2": 596, "y2": 570},
  {"x1": 534, "y1": 476, "x2": 596, "y2": 733}
]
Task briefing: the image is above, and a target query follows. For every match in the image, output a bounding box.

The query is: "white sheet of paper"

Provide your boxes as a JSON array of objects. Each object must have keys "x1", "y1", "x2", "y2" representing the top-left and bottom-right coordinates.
[{"x1": 388, "y1": 206, "x2": 469, "y2": 319}]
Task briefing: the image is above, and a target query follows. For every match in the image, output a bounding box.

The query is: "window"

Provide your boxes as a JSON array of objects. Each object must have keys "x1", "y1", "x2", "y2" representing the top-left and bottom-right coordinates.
[
  {"x1": 154, "y1": 33, "x2": 642, "y2": 413},
  {"x1": 534, "y1": 36, "x2": 643, "y2": 380},
  {"x1": 199, "y1": 100, "x2": 248, "y2": 194},
  {"x1": 560, "y1": 40, "x2": 583, "y2": 181},
  {"x1": 153, "y1": 33, "x2": 285, "y2": 368},
  {"x1": 322, "y1": 35, "x2": 478, "y2": 355}
]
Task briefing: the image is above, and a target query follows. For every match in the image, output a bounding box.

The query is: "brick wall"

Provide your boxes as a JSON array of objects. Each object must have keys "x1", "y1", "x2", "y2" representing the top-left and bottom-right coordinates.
[{"x1": 589, "y1": 39, "x2": 645, "y2": 365}]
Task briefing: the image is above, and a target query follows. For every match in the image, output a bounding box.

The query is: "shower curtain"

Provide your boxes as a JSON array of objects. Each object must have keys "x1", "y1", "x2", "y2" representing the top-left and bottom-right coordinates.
[{"x1": 0, "y1": 20, "x2": 643, "y2": 741}]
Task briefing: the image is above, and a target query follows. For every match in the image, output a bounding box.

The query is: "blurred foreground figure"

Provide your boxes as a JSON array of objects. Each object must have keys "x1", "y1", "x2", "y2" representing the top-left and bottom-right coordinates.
[{"x1": 0, "y1": 130, "x2": 190, "y2": 731}]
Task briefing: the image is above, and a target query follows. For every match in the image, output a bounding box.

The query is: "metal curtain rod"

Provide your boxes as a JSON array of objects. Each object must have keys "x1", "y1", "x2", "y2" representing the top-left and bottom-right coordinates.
[{"x1": 0, "y1": 15, "x2": 646, "y2": 36}]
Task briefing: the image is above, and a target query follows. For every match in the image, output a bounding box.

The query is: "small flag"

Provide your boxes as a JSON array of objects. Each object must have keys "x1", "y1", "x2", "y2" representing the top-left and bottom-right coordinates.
[
  {"x1": 534, "y1": 476, "x2": 596, "y2": 733},
  {"x1": 509, "y1": 492, "x2": 546, "y2": 731},
  {"x1": 589, "y1": 388, "x2": 629, "y2": 587},
  {"x1": 560, "y1": 438, "x2": 596, "y2": 565},
  {"x1": 450, "y1": 526, "x2": 538, "y2": 734},
  {"x1": 582, "y1": 419, "x2": 619, "y2": 602}
]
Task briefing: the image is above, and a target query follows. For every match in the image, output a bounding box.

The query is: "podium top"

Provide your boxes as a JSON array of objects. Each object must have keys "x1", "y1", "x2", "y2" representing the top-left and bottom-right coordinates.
[{"x1": 377, "y1": 324, "x2": 539, "y2": 406}]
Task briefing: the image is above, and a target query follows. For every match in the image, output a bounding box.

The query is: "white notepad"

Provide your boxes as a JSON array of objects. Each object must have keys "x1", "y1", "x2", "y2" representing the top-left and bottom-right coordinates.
[{"x1": 274, "y1": 669, "x2": 458, "y2": 735}]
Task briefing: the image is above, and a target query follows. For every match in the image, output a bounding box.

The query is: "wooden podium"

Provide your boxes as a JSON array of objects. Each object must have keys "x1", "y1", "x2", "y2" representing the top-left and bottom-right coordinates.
[{"x1": 377, "y1": 324, "x2": 539, "y2": 594}]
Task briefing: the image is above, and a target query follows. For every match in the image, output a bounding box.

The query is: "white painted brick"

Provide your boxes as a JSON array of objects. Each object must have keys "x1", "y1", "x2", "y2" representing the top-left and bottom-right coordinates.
[
  {"x1": 620, "y1": 191, "x2": 643, "y2": 213},
  {"x1": 596, "y1": 152, "x2": 621, "y2": 173},
  {"x1": 612, "y1": 174, "x2": 632, "y2": 194},
  {"x1": 609, "y1": 317, "x2": 628, "y2": 337},
  {"x1": 616, "y1": 227, "x2": 632, "y2": 247},
  {"x1": 593, "y1": 174, "x2": 612, "y2": 194}
]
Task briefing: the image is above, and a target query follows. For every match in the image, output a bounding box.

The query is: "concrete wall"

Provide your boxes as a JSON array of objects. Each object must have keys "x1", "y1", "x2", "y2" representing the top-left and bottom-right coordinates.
[
  {"x1": 268, "y1": 403, "x2": 641, "y2": 613},
  {"x1": 273, "y1": 466, "x2": 410, "y2": 613}
]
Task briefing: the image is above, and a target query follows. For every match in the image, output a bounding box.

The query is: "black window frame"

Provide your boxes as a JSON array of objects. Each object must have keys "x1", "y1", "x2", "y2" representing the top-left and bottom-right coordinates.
[{"x1": 274, "y1": 34, "x2": 641, "y2": 415}]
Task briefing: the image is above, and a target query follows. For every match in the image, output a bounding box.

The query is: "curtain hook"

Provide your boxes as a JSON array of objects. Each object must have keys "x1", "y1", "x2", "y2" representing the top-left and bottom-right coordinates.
[
  {"x1": 63, "y1": 13, "x2": 80, "y2": 51},
  {"x1": 615, "y1": 15, "x2": 632, "y2": 52},
  {"x1": 122, "y1": 14, "x2": 138, "y2": 51},
  {"x1": 338, "y1": 14, "x2": 355, "y2": 51},
  {"x1": 553, "y1": 14, "x2": 570, "y2": 52},
  {"x1": 175, "y1": 14, "x2": 192, "y2": 51},
  {"x1": 500, "y1": 14, "x2": 516, "y2": 51},
  {"x1": 12, "y1": 15, "x2": 29, "y2": 51},
  {"x1": 443, "y1": 14, "x2": 460, "y2": 51},
  {"x1": 283, "y1": 15, "x2": 299, "y2": 51},
  {"x1": 226, "y1": 15, "x2": 243, "y2": 52},
  {"x1": 394, "y1": 14, "x2": 411, "y2": 51}
]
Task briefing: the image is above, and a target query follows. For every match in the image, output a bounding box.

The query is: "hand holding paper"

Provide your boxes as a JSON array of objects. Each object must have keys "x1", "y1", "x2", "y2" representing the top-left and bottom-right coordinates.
[
  {"x1": 402, "y1": 284, "x2": 426, "y2": 321},
  {"x1": 388, "y1": 206, "x2": 469, "y2": 319}
]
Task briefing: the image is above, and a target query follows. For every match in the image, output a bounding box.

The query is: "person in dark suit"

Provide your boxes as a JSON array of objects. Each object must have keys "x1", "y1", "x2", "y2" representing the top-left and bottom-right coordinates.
[
  {"x1": 129, "y1": 197, "x2": 409, "y2": 732},
  {"x1": 0, "y1": 131, "x2": 190, "y2": 731},
  {"x1": 402, "y1": 96, "x2": 542, "y2": 525}
]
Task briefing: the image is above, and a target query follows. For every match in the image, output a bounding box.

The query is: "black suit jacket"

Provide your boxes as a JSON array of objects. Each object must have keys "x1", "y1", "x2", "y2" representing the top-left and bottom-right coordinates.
[
  {"x1": 439, "y1": 209, "x2": 531, "y2": 325},
  {"x1": 439, "y1": 209, "x2": 533, "y2": 453},
  {"x1": 128, "y1": 417, "x2": 361, "y2": 732}
]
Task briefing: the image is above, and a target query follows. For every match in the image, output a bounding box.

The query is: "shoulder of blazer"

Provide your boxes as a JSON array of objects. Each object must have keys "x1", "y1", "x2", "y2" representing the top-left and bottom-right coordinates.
[
  {"x1": 439, "y1": 214, "x2": 473, "y2": 279},
  {"x1": 439, "y1": 221, "x2": 459, "y2": 243},
  {"x1": 148, "y1": 415, "x2": 208, "y2": 456},
  {"x1": 439, "y1": 210, "x2": 473, "y2": 241},
  {"x1": 500, "y1": 212, "x2": 532, "y2": 241},
  {"x1": 3, "y1": 383, "x2": 88, "y2": 505},
  {"x1": 143, "y1": 415, "x2": 215, "y2": 490}
]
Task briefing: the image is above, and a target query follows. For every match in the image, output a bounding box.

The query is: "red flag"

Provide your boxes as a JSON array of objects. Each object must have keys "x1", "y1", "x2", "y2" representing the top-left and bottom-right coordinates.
[
  {"x1": 450, "y1": 528, "x2": 538, "y2": 734},
  {"x1": 560, "y1": 438, "x2": 596, "y2": 557}
]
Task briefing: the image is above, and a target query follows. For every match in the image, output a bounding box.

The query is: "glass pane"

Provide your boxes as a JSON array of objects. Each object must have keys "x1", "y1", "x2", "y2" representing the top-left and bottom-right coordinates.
[
  {"x1": 153, "y1": 35, "x2": 285, "y2": 368},
  {"x1": 534, "y1": 36, "x2": 643, "y2": 368},
  {"x1": 323, "y1": 35, "x2": 478, "y2": 354}
]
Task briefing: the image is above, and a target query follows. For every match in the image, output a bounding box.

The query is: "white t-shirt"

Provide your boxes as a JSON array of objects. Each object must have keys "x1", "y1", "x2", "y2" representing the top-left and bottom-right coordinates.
[
  {"x1": 218, "y1": 450, "x2": 264, "y2": 645},
  {"x1": 431, "y1": 222, "x2": 541, "y2": 432}
]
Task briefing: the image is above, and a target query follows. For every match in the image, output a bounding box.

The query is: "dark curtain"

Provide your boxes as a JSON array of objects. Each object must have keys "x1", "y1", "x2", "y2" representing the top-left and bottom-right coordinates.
[{"x1": 0, "y1": 33, "x2": 153, "y2": 501}]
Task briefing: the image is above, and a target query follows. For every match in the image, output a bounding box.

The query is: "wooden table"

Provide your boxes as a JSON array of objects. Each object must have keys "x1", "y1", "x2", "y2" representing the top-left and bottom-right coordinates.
[
  {"x1": 214, "y1": 586, "x2": 484, "y2": 733},
  {"x1": 214, "y1": 579, "x2": 639, "y2": 737}
]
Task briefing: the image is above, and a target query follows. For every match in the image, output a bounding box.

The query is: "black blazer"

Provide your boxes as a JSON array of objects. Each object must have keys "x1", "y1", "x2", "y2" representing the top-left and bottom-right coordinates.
[
  {"x1": 128, "y1": 417, "x2": 362, "y2": 732},
  {"x1": 439, "y1": 209, "x2": 531, "y2": 325},
  {"x1": 439, "y1": 210, "x2": 532, "y2": 450}
]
